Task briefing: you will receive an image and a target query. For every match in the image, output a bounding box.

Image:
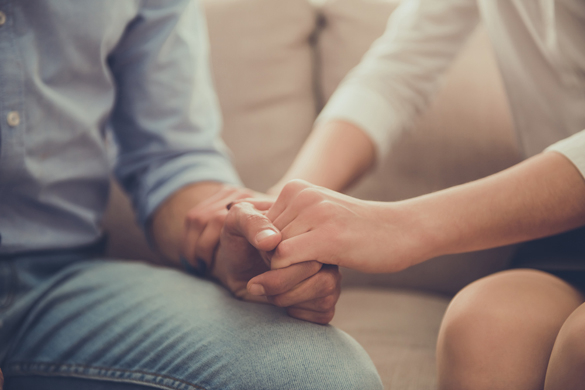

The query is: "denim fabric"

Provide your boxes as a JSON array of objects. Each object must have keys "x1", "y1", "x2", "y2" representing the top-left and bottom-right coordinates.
[{"x1": 0, "y1": 254, "x2": 382, "y2": 390}]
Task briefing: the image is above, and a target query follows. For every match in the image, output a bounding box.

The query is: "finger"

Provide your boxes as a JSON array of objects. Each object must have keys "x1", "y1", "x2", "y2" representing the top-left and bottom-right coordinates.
[
  {"x1": 183, "y1": 189, "x2": 240, "y2": 259},
  {"x1": 284, "y1": 294, "x2": 339, "y2": 312},
  {"x1": 193, "y1": 185, "x2": 241, "y2": 211},
  {"x1": 271, "y1": 187, "x2": 327, "y2": 232},
  {"x1": 287, "y1": 307, "x2": 335, "y2": 325},
  {"x1": 189, "y1": 186, "x2": 256, "y2": 222},
  {"x1": 271, "y1": 231, "x2": 330, "y2": 269},
  {"x1": 265, "y1": 265, "x2": 341, "y2": 308},
  {"x1": 182, "y1": 216, "x2": 203, "y2": 266},
  {"x1": 277, "y1": 204, "x2": 319, "y2": 240},
  {"x1": 224, "y1": 202, "x2": 281, "y2": 251},
  {"x1": 194, "y1": 210, "x2": 226, "y2": 265},
  {"x1": 246, "y1": 260, "x2": 322, "y2": 296},
  {"x1": 229, "y1": 198, "x2": 274, "y2": 212},
  {"x1": 266, "y1": 179, "x2": 313, "y2": 222},
  {"x1": 183, "y1": 187, "x2": 257, "y2": 264}
]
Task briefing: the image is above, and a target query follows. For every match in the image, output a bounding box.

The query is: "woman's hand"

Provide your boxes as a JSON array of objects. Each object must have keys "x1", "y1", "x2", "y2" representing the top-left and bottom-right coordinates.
[
  {"x1": 213, "y1": 201, "x2": 342, "y2": 324},
  {"x1": 262, "y1": 180, "x2": 428, "y2": 273}
]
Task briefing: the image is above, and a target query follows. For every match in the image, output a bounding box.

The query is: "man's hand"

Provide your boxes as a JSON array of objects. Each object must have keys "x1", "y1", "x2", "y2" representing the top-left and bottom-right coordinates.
[
  {"x1": 212, "y1": 202, "x2": 341, "y2": 324},
  {"x1": 181, "y1": 186, "x2": 257, "y2": 272}
]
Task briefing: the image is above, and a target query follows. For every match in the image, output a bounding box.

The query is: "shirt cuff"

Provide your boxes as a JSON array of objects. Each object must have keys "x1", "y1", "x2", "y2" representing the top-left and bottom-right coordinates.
[
  {"x1": 316, "y1": 84, "x2": 402, "y2": 162},
  {"x1": 545, "y1": 130, "x2": 585, "y2": 180},
  {"x1": 138, "y1": 152, "x2": 242, "y2": 229}
]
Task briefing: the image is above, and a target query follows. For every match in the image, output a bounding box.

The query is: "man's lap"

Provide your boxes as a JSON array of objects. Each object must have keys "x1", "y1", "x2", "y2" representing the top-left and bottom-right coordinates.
[{"x1": 0, "y1": 256, "x2": 381, "y2": 390}]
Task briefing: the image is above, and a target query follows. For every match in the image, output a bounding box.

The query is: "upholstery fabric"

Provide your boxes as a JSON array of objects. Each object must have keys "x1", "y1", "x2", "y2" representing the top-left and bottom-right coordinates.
[
  {"x1": 205, "y1": 0, "x2": 318, "y2": 193},
  {"x1": 331, "y1": 288, "x2": 450, "y2": 390}
]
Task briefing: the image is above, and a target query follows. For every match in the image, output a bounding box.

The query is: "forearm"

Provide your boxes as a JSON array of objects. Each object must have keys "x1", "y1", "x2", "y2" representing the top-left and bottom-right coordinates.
[
  {"x1": 150, "y1": 181, "x2": 225, "y2": 265},
  {"x1": 268, "y1": 120, "x2": 375, "y2": 195},
  {"x1": 402, "y1": 151, "x2": 585, "y2": 264}
]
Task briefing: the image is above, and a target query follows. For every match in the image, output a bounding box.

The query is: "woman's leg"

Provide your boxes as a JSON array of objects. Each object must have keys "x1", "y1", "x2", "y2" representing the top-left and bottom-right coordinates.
[
  {"x1": 544, "y1": 302, "x2": 585, "y2": 389},
  {"x1": 436, "y1": 269, "x2": 584, "y2": 390}
]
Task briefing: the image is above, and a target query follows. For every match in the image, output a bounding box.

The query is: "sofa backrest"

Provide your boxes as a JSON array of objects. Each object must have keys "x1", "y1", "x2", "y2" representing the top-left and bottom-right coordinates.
[{"x1": 103, "y1": 0, "x2": 522, "y2": 295}]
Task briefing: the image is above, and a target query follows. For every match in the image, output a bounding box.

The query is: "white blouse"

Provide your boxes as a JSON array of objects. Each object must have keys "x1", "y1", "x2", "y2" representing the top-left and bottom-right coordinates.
[{"x1": 318, "y1": 0, "x2": 585, "y2": 178}]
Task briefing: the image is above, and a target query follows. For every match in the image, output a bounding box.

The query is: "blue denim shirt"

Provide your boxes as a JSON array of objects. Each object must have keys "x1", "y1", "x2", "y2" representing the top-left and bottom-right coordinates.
[{"x1": 0, "y1": 0, "x2": 241, "y2": 253}]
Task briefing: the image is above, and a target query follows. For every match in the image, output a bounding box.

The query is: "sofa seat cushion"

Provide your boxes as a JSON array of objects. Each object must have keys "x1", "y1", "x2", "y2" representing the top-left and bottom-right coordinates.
[{"x1": 331, "y1": 287, "x2": 450, "y2": 390}]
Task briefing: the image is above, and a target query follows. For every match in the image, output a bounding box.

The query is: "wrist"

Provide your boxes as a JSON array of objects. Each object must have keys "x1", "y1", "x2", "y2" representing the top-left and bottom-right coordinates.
[{"x1": 378, "y1": 200, "x2": 446, "y2": 270}]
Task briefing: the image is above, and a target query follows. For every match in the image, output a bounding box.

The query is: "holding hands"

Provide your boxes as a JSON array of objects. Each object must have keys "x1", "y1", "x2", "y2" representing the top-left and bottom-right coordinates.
[
  {"x1": 252, "y1": 180, "x2": 426, "y2": 274},
  {"x1": 181, "y1": 185, "x2": 340, "y2": 324}
]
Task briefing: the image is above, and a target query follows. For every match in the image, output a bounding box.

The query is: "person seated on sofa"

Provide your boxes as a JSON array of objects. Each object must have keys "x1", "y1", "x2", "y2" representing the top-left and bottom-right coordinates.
[
  {"x1": 237, "y1": 0, "x2": 585, "y2": 389},
  {"x1": 0, "y1": 1, "x2": 383, "y2": 389}
]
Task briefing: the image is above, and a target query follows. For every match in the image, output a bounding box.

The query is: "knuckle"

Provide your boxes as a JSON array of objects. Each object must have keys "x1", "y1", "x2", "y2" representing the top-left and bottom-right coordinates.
[
  {"x1": 296, "y1": 187, "x2": 322, "y2": 205},
  {"x1": 274, "y1": 241, "x2": 291, "y2": 259},
  {"x1": 236, "y1": 188, "x2": 256, "y2": 199},
  {"x1": 320, "y1": 274, "x2": 338, "y2": 296},
  {"x1": 315, "y1": 200, "x2": 338, "y2": 218},
  {"x1": 282, "y1": 179, "x2": 310, "y2": 195},
  {"x1": 209, "y1": 211, "x2": 227, "y2": 227},
  {"x1": 305, "y1": 260, "x2": 322, "y2": 274},
  {"x1": 242, "y1": 210, "x2": 269, "y2": 230},
  {"x1": 320, "y1": 310, "x2": 335, "y2": 324},
  {"x1": 317, "y1": 295, "x2": 338, "y2": 311},
  {"x1": 270, "y1": 294, "x2": 288, "y2": 308},
  {"x1": 186, "y1": 210, "x2": 205, "y2": 227}
]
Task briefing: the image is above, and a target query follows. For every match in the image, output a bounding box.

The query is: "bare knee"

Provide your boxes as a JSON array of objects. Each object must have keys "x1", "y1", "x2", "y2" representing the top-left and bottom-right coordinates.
[
  {"x1": 545, "y1": 303, "x2": 585, "y2": 390},
  {"x1": 557, "y1": 305, "x2": 585, "y2": 358},
  {"x1": 438, "y1": 269, "x2": 582, "y2": 390}
]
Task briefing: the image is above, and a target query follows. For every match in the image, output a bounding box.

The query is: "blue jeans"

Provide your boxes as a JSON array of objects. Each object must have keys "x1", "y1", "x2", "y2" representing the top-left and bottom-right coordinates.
[{"x1": 0, "y1": 251, "x2": 382, "y2": 390}]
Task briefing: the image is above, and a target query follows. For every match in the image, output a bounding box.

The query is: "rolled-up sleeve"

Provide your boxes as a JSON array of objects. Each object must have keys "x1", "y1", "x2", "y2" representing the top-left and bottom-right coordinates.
[
  {"x1": 317, "y1": 0, "x2": 480, "y2": 161},
  {"x1": 108, "y1": 0, "x2": 241, "y2": 228},
  {"x1": 546, "y1": 130, "x2": 585, "y2": 179}
]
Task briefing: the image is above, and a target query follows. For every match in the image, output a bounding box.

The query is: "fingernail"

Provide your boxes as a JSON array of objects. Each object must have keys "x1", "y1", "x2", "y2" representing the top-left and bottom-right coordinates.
[
  {"x1": 255, "y1": 229, "x2": 277, "y2": 243},
  {"x1": 249, "y1": 284, "x2": 266, "y2": 296}
]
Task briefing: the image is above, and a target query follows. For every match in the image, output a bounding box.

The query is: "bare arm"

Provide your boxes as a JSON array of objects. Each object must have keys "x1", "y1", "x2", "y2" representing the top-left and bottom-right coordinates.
[
  {"x1": 267, "y1": 151, "x2": 585, "y2": 273},
  {"x1": 408, "y1": 151, "x2": 585, "y2": 260},
  {"x1": 268, "y1": 120, "x2": 376, "y2": 195}
]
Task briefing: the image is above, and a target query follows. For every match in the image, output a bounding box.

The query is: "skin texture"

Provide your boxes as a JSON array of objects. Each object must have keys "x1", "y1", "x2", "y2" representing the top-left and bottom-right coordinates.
[
  {"x1": 267, "y1": 119, "x2": 585, "y2": 386},
  {"x1": 263, "y1": 152, "x2": 585, "y2": 273},
  {"x1": 437, "y1": 269, "x2": 585, "y2": 390},
  {"x1": 150, "y1": 182, "x2": 340, "y2": 324},
  {"x1": 268, "y1": 120, "x2": 375, "y2": 196}
]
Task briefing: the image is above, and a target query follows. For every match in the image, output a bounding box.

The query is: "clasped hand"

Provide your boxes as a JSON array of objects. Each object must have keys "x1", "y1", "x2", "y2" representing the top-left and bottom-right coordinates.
[{"x1": 181, "y1": 186, "x2": 340, "y2": 325}]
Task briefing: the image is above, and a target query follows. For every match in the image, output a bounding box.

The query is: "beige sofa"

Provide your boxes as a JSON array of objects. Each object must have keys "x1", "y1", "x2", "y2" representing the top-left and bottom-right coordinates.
[{"x1": 102, "y1": 0, "x2": 523, "y2": 388}]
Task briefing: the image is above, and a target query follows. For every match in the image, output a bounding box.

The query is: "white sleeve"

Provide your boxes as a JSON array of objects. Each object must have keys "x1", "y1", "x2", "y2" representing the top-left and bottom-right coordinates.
[
  {"x1": 546, "y1": 130, "x2": 585, "y2": 179},
  {"x1": 317, "y1": 0, "x2": 480, "y2": 161}
]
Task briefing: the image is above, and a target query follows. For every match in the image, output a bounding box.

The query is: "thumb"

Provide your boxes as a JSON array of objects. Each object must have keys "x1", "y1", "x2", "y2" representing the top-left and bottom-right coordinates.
[
  {"x1": 229, "y1": 198, "x2": 275, "y2": 212},
  {"x1": 224, "y1": 201, "x2": 281, "y2": 251}
]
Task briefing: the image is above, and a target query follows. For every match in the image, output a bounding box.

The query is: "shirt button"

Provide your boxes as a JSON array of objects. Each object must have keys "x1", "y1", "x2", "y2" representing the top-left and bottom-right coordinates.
[
  {"x1": 7, "y1": 111, "x2": 20, "y2": 127},
  {"x1": 0, "y1": 11, "x2": 6, "y2": 26}
]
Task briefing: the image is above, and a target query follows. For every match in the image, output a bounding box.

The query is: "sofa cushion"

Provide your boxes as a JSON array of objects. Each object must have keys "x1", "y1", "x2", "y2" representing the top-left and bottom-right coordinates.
[
  {"x1": 331, "y1": 287, "x2": 450, "y2": 390},
  {"x1": 205, "y1": 0, "x2": 318, "y2": 192},
  {"x1": 317, "y1": 0, "x2": 400, "y2": 104},
  {"x1": 317, "y1": 0, "x2": 522, "y2": 294}
]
